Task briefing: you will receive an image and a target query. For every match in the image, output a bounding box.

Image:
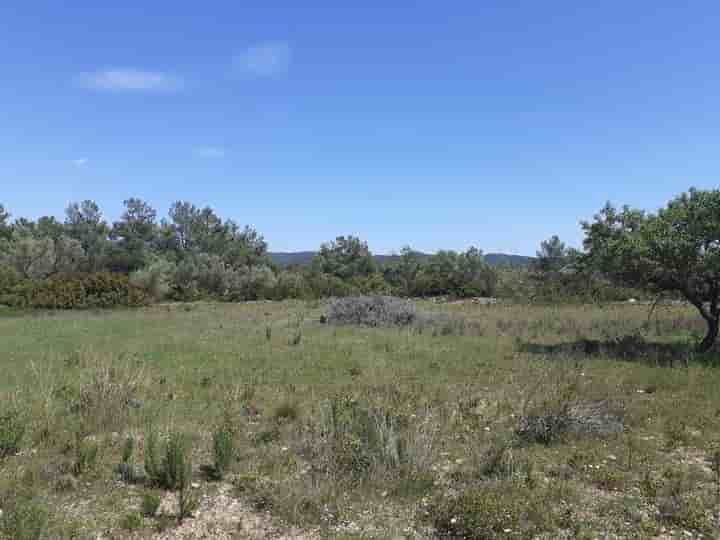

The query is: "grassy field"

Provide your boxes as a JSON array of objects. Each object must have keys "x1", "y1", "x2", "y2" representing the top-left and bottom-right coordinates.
[{"x1": 1, "y1": 300, "x2": 720, "y2": 539}]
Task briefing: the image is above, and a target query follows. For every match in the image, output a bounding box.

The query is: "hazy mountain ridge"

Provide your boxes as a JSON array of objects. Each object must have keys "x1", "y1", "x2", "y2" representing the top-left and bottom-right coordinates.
[{"x1": 269, "y1": 251, "x2": 534, "y2": 268}]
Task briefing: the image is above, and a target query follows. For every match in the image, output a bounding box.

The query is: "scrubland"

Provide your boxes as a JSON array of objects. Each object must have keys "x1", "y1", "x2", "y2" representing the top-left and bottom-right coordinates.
[{"x1": 1, "y1": 299, "x2": 719, "y2": 539}]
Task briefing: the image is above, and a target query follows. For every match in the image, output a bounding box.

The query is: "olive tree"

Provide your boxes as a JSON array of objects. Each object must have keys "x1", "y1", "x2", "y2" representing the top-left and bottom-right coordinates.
[
  {"x1": 1, "y1": 232, "x2": 84, "y2": 279},
  {"x1": 582, "y1": 188, "x2": 720, "y2": 352}
]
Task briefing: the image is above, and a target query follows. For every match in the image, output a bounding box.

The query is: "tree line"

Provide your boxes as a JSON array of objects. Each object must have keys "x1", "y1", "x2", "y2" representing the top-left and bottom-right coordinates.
[
  {"x1": 2, "y1": 187, "x2": 720, "y2": 351},
  {"x1": 0, "y1": 199, "x2": 498, "y2": 306}
]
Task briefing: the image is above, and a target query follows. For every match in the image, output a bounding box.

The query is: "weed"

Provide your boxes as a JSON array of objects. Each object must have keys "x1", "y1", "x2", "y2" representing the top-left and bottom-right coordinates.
[
  {"x1": 119, "y1": 512, "x2": 143, "y2": 531},
  {"x1": 317, "y1": 395, "x2": 406, "y2": 479},
  {"x1": 428, "y1": 481, "x2": 557, "y2": 539},
  {"x1": 72, "y1": 432, "x2": 99, "y2": 476},
  {"x1": 212, "y1": 422, "x2": 236, "y2": 480},
  {"x1": 163, "y1": 432, "x2": 190, "y2": 491},
  {"x1": 0, "y1": 488, "x2": 49, "y2": 540},
  {"x1": 253, "y1": 426, "x2": 281, "y2": 445},
  {"x1": 54, "y1": 474, "x2": 78, "y2": 493},
  {"x1": 144, "y1": 425, "x2": 162, "y2": 485},
  {"x1": 177, "y1": 481, "x2": 199, "y2": 522},
  {"x1": 273, "y1": 401, "x2": 300, "y2": 424},
  {"x1": 121, "y1": 435, "x2": 134, "y2": 464},
  {"x1": 664, "y1": 417, "x2": 691, "y2": 449},
  {"x1": 0, "y1": 405, "x2": 25, "y2": 459},
  {"x1": 141, "y1": 491, "x2": 161, "y2": 517}
]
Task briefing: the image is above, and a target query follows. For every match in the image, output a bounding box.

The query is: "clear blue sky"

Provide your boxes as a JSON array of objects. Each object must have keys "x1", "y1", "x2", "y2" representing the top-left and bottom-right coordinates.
[{"x1": 2, "y1": 2, "x2": 719, "y2": 255}]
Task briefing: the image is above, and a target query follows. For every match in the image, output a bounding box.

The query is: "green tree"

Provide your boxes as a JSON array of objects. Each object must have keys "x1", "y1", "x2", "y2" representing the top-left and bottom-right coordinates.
[
  {"x1": 113, "y1": 198, "x2": 157, "y2": 242},
  {"x1": 383, "y1": 246, "x2": 424, "y2": 296},
  {"x1": 108, "y1": 198, "x2": 158, "y2": 273},
  {"x1": 415, "y1": 248, "x2": 497, "y2": 298},
  {"x1": 534, "y1": 235, "x2": 569, "y2": 273},
  {"x1": 582, "y1": 188, "x2": 720, "y2": 352},
  {"x1": 1, "y1": 230, "x2": 84, "y2": 279},
  {"x1": 64, "y1": 200, "x2": 109, "y2": 271},
  {"x1": 0, "y1": 204, "x2": 11, "y2": 241},
  {"x1": 219, "y1": 221, "x2": 269, "y2": 268},
  {"x1": 313, "y1": 235, "x2": 376, "y2": 280}
]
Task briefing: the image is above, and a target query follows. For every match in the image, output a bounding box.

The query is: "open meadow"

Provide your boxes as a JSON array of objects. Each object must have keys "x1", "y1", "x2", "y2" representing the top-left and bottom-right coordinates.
[{"x1": 2, "y1": 299, "x2": 720, "y2": 539}]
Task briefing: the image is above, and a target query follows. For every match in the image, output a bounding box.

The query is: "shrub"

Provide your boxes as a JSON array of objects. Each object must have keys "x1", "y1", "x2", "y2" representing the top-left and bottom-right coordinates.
[
  {"x1": 121, "y1": 436, "x2": 135, "y2": 464},
  {"x1": 119, "y1": 512, "x2": 143, "y2": 531},
  {"x1": 143, "y1": 428, "x2": 197, "y2": 520},
  {"x1": 141, "y1": 491, "x2": 161, "y2": 517},
  {"x1": 117, "y1": 435, "x2": 147, "y2": 485},
  {"x1": 518, "y1": 400, "x2": 624, "y2": 445},
  {"x1": 0, "y1": 406, "x2": 25, "y2": 459},
  {"x1": 0, "y1": 489, "x2": 49, "y2": 540},
  {"x1": 2, "y1": 272, "x2": 150, "y2": 309},
  {"x1": 72, "y1": 432, "x2": 99, "y2": 476},
  {"x1": 317, "y1": 395, "x2": 405, "y2": 479},
  {"x1": 428, "y1": 482, "x2": 556, "y2": 539},
  {"x1": 71, "y1": 352, "x2": 146, "y2": 435},
  {"x1": 129, "y1": 257, "x2": 175, "y2": 301},
  {"x1": 225, "y1": 265, "x2": 277, "y2": 301},
  {"x1": 163, "y1": 432, "x2": 190, "y2": 491},
  {"x1": 325, "y1": 296, "x2": 417, "y2": 327},
  {"x1": 144, "y1": 427, "x2": 162, "y2": 486},
  {"x1": 273, "y1": 401, "x2": 300, "y2": 424},
  {"x1": 274, "y1": 270, "x2": 309, "y2": 299},
  {"x1": 212, "y1": 423, "x2": 236, "y2": 480},
  {"x1": 0, "y1": 264, "x2": 20, "y2": 296}
]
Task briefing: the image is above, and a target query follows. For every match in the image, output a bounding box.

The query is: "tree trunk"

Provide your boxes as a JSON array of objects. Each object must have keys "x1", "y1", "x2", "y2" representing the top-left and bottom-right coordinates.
[{"x1": 699, "y1": 316, "x2": 719, "y2": 353}]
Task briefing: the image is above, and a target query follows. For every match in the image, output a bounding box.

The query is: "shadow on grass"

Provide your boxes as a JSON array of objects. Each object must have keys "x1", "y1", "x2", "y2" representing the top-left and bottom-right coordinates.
[{"x1": 518, "y1": 335, "x2": 700, "y2": 367}]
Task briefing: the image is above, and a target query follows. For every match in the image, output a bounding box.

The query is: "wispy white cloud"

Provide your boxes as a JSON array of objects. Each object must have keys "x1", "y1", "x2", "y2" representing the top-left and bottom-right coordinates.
[
  {"x1": 76, "y1": 69, "x2": 183, "y2": 92},
  {"x1": 72, "y1": 158, "x2": 88, "y2": 167},
  {"x1": 195, "y1": 146, "x2": 226, "y2": 158},
  {"x1": 234, "y1": 42, "x2": 292, "y2": 77}
]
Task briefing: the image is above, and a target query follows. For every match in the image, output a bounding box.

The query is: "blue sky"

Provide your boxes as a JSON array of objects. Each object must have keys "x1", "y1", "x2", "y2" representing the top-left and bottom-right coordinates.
[{"x1": 2, "y1": 2, "x2": 719, "y2": 255}]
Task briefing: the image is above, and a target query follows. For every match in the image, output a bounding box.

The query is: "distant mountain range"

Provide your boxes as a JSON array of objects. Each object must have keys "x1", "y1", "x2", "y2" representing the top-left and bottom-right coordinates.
[{"x1": 269, "y1": 251, "x2": 534, "y2": 268}]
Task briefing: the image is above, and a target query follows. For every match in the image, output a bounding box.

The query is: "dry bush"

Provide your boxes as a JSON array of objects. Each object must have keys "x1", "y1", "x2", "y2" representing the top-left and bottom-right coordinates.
[
  {"x1": 71, "y1": 351, "x2": 146, "y2": 435},
  {"x1": 517, "y1": 366, "x2": 624, "y2": 445},
  {"x1": 428, "y1": 480, "x2": 558, "y2": 539},
  {"x1": 325, "y1": 296, "x2": 417, "y2": 327}
]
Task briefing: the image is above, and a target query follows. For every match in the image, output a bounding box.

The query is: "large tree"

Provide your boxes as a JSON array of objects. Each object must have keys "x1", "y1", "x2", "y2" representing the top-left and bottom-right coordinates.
[
  {"x1": 0, "y1": 204, "x2": 11, "y2": 241},
  {"x1": 534, "y1": 235, "x2": 570, "y2": 273},
  {"x1": 108, "y1": 198, "x2": 158, "y2": 273},
  {"x1": 582, "y1": 188, "x2": 720, "y2": 352},
  {"x1": 113, "y1": 198, "x2": 157, "y2": 242},
  {"x1": 312, "y1": 235, "x2": 376, "y2": 280},
  {"x1": 64, "y1": 200, "x2": 109, "y2": 271}
]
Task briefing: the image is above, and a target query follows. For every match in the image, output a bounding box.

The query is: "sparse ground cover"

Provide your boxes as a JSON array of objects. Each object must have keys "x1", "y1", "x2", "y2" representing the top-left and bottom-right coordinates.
[{"x1": 2, "y1": 299, "x2": 720, "y2": 539}]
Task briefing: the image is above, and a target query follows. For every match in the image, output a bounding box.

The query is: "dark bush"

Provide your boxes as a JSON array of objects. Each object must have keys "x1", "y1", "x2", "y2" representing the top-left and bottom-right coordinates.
[
  {"x1": 0, "y1": 272, "x2": 150, "y2": 309},
  {"x1": 518, "y1": 400, "x2": 624, "y2": 445}
]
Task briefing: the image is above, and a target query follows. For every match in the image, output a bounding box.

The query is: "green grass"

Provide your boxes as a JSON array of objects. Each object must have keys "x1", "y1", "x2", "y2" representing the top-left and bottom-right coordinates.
[{"x1": 1, "y1": 300, "x2": 719, "y2": 538}]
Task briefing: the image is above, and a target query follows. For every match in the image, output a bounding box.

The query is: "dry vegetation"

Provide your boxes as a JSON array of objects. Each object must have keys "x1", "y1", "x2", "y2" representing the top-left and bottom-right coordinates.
[{"x1": 1, "y1": 299, "x2": 720, "y2": 539}]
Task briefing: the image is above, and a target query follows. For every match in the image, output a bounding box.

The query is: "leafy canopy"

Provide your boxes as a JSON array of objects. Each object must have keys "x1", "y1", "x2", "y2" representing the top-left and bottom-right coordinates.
[{"x1": 582, "y1": 188, "x2": 720, "y2": 350}]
